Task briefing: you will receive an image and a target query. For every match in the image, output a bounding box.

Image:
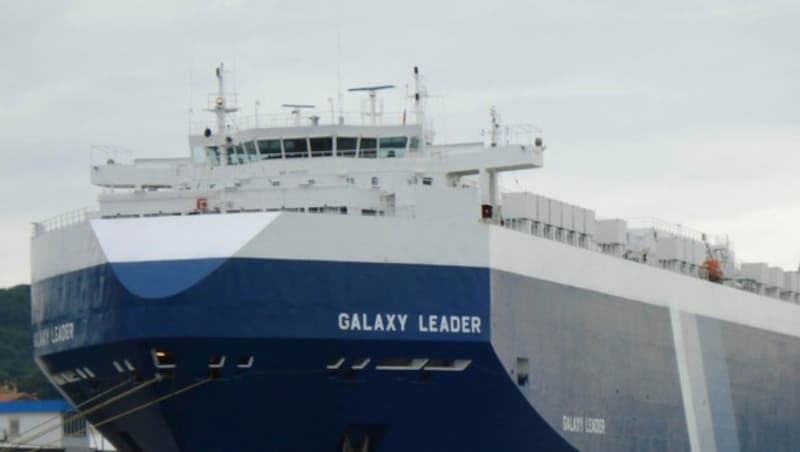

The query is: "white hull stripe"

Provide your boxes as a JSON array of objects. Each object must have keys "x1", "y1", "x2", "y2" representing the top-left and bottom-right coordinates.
[
  {"x1": 489, "y1": 227, "x2": 800, "y2": 339},
  {"x1": 90, "y1": 212, "x2": 281, "y2": 263}
]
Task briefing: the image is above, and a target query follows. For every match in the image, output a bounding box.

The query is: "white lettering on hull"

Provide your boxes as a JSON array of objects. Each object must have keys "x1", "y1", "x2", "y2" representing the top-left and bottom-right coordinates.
[
  {"x1": 562, "y1": 415, "x2": 606, "y2": 435},
  {"x1": 33, "y1": 322, "x2": 75, "y2": 348},
  {"x1": 338, "y1": 313, "x2": 408, "y2": 332},
  {"x1": 338, "y1": 312, "x2": 481, "y2": 335},
  {"x1": 418, "y1": 314, "x2": 481, "y2": 334}
]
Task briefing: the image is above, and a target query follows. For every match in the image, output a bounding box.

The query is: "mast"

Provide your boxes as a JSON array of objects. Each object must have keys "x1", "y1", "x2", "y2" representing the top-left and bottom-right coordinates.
[
  {"x1": 207, "y1": 63, "x2": 238, "y2": 166},
  {"x1": 412, "y1": 66, "x2": 434, "y2": 147},
  {"x1": 413, "y1": 66, "x2": 425, "y2": 131}
]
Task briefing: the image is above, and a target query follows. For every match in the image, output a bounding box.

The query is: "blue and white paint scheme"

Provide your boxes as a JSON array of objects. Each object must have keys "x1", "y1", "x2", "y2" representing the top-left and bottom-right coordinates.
[{"x1": 29, "y1": 65, "x2": 800, "y2": 452}]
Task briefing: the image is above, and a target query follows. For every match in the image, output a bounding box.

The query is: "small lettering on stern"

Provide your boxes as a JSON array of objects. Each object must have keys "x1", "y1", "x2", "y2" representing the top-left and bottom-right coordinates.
[{"x1": 562, "y1": 415, "x2": 605, "y2": 435}]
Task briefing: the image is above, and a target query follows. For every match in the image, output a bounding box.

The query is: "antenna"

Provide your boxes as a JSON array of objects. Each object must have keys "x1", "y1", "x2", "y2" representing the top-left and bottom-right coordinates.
[
  {"x1": 489, "y1": 106, "x2": 501, "y2": 147},
  {"x1": 336, "y1": 20, "x2": 344, "y2": 125},
  {"x1": 327, "y1": 97, "x2": 335, "y2": 124},
  {"x1": 348, "y1": 85, "x2": 395, "y2": 125},
  {"x1": 282, "y1": 104, "x2": 315, "y2": 126}
]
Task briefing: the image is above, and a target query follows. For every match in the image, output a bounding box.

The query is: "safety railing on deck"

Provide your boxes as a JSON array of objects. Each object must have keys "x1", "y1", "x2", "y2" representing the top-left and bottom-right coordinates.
[
  {"x1": 190, "y1": 111, "x2": 415, "y2": 135},
  {"x1": 32, "y1": 207, "x2": 97, "y2": 238},
  {"x1": 626, "y1": 217, "x2": 706, "y2": 242}
]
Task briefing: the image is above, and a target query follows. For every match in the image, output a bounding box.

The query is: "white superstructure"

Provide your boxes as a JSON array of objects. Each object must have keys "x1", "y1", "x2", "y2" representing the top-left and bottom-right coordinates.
[{"x1": 34, "y1": 65, "x2": 800, "y2": 305}]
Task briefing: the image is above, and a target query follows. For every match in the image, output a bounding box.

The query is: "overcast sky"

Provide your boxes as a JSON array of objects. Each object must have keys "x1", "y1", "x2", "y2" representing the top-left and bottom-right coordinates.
[{"x1": 1, "y1": 0, "x2": 799, "y2": 287}]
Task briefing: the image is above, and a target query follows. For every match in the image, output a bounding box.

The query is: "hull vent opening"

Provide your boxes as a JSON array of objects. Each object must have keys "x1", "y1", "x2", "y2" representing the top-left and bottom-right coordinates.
[
  {"x1": 208, "y1": 355, "x2": 226, "y2": 368},
  {"x1": 351, "y1": 358, "x2": 370, "y2": 370},
  {"x1": 208, "y1": 354, "x2": 226, "y2": 379},
  {"x1": 516, "y1": 357, "x2": 529, "y2": 387},
  {"x1": 152, "y1": 349, "x2": 175, "y2": 369},
  {"x1": 237, "y1": 355, "x2": 254, "y2": 369},
  {"x1": 375, "y1": 358, "x2": 428, "y2": 371},
  {"x1": 424, "y1": 359, "x2": 472, "y2": 372},
  {"x1": 327, "y1": 357, "x2": 346, "y2": 370}
]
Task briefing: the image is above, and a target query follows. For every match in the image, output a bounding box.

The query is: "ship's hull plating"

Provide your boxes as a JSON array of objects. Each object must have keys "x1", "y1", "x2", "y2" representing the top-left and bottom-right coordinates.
[{"x1": 30, "y1": 214, "x2": 800, "y2": 451}]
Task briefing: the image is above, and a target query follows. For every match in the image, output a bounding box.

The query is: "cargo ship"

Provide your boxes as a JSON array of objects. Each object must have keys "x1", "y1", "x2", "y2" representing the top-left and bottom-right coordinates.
[{"x1": 27, "y1": 65, "x2": 800, "y2": 452}]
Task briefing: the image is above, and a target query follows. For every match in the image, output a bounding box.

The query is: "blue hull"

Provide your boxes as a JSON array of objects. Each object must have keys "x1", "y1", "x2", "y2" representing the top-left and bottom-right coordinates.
[
  {"x1": 32, "y1": 258, "x2": 572, "y2": 451},
  {"x1": 31, "y1": 258, "x2": 800, "y2": 451},
  {"x1": 41, "y1": 338, "x2": 572, "y2": 452}
]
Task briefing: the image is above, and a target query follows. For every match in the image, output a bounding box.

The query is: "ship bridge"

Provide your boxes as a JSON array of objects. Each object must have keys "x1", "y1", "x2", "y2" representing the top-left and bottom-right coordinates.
[
  {"x1": 88, "y1": 65, "x2": 545, "y2": 223},
  {"x1": 189, "y1": 123, "x2": 425, "y2": 165}
]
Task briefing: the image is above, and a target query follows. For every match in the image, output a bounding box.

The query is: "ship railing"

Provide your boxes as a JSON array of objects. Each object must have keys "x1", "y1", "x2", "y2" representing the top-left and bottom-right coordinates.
[
  {"x1": 32, "y1": 207, "x2": 99, "y2": 238},
  {"x1": 190, "y1": 111, "x2": 413, "y2": 135},
  {"x1": 90, "y1": 144, "x2": 136, "y2": 166},
  {"x1": 626, "y1": 217, "x2": 707, "y2": 242},
  {"x1": 481, "y1": 124, "x2": 545, "y2": 148},
  {"x1": 504, "y1": 124, "x2": 543, "y2": 147}
]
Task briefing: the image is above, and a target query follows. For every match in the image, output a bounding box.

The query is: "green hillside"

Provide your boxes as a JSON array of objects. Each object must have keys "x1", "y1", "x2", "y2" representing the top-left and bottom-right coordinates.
[{"x1": 0, "y1": 285, "x2": 59, "y2": 398}]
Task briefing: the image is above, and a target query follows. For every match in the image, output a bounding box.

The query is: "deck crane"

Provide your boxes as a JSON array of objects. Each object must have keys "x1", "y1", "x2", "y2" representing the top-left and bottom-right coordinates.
[{"x1": 701, "y1": 234, "x2": 724, "y2": 283}]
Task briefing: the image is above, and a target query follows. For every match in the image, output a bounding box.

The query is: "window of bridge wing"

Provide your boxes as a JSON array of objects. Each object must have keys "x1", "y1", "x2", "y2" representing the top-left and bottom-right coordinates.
[
  {"x1": 205, "y1": 146, "x2": 221, "y2": 166},
  {"x1": 283, "y1": 138, "x2": 309, "y2": 158},
  {"x1": 410, "y1": 136, "x2": 420, "y2": 152},
  {"x1": 257, "y1": 139, "x2": 282, "y2": 159},
  {"x1": 359, "y1": 137, "x2": 377, "y2": 158},
  {"x1": 336, "y1": 137, "x2": 358, "y2": 157},
  {"x1": 235, "y1": 144, "x2": 247, "y2": 164},
  {"x1": 225, "y1": 146, "x2": 237, "y2": 165},
  {"x1": 379, "y1": 136, "x2": 407, "y2": 158},
  {"x1": 244, "y1": 141, "x2": 259, "y2": 162},
  {"x1": 309, "y1": 137, "x2": 333, "y2": 157}
]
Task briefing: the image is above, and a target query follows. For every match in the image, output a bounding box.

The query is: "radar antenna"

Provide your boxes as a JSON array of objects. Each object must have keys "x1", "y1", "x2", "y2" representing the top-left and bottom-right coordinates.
[
  {"x1": 348, "y1": 85, "x2": 394, "y2": 125},
  {"x1": 282, "y1": 104, "x2": 316, "y2": 126}
]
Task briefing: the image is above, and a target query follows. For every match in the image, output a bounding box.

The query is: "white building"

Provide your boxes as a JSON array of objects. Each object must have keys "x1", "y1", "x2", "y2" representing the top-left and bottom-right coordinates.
[{"x1": 0, "y1": 400, "x2": 113, "y2": 451}]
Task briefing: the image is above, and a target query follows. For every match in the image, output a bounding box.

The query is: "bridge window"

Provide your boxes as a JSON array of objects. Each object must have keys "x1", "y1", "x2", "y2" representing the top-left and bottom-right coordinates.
[
  {"x1": 410, "y1": 136, "x2": 420, "y2": 151},
  {"x1": 359, "y1": 138, "x2": 377, "y2": 158},
  {"x1": 205, "y1": 146, "x2": 221, "y2": 165},
  {"x1": 192, "y1": 146, "x2": 207, "y2": 163},
  {"x1": 224, "y1": 146, "x2": 236, "y2": 165},
  {"x1": 234, "y1": 145, "x2": 246, "y2": 164},
  {"x1": 310, "y1": 137, "x2": 333, "y2": 157},
  {"x1": 257, "y1": 139, "x2": 282, "y2": 159},
  {"x1": 283, "y1": 138, "x2": 309, "y2": 158},
  {"x1": 379, "y1": 136, "x2": 407, "y2": 158},
  {"x1": 244, "y1": 141, "x2": 259, "y2": 161},
  {"x1": 224, "y1": 146, "x2": 240, "y2": 165},
  {"x1": 336, "y1": 137, "x2": 358, "y2": 157}
]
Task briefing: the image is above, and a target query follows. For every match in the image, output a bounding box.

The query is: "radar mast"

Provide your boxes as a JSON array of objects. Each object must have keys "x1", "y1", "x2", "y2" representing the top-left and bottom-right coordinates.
[{"x1": 205, "y1": 63, "x2": 238, "y2": 166}]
